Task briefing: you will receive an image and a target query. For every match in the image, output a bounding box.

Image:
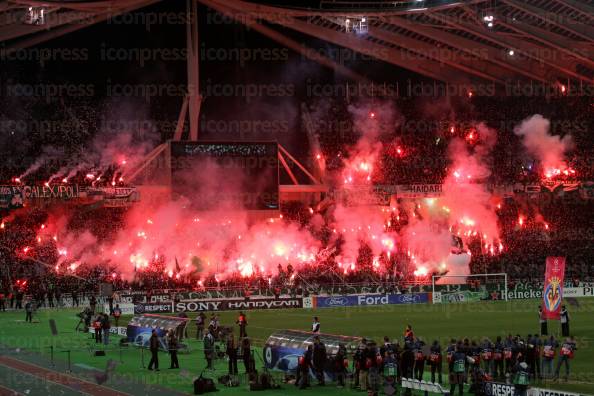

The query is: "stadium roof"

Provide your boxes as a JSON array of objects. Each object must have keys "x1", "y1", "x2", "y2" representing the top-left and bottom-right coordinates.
[
  {"x1": 1, "y1": 0, "x2": 593, "y2": 85},
  {"x1": 0, "y1": 0, "x2": 161, "y2": 51},
  {"x1": 201, "y1": 0, "x2": 594, "y2": 85}
]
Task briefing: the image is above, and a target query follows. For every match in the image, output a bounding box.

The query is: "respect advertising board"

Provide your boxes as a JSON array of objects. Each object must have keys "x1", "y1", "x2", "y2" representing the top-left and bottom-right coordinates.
[
  {"x1": 133, "y1": 302, "x2": 174, "y2": 314},
  {"x1": 484, "y1": 382, "x2": 515, "y2": 396},
  {"x1": 173, "y1": 297, "x2": 303, "y2": 313},
  {"x1": 313, "y1": 293, "x2": 429, "y2": 308}
]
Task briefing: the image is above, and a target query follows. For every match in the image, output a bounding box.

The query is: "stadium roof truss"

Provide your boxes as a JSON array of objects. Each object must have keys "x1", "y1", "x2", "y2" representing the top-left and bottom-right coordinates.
[
  {"x1": 198, "y1": 0, "x2": 594, "y2": 86},
  {"x1": 0, "y1": 0, "x2": 162, "y2": 51},
  {"x1": 1, "y1": 0, "x2": 592, "y2": 86}
]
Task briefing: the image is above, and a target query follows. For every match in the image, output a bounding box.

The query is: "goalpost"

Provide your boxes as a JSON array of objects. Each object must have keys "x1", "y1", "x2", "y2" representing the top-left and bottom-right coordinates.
[{"x1": 431, "y1": 273, "x2": 508, "y2": 303}]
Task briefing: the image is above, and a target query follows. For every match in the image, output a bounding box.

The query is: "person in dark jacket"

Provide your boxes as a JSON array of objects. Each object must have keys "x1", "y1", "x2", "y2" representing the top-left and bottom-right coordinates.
[
  {"x1": 446, "y1": 339, "x2": 456, "y2": 374},
  {"x1": 112, "y1": 305, "x2": 122, "y2": 327},
  {"x1": 334, "y1": 343, "x2": 348, "y2": 388},
  {"x1": 493, "y1": 336, "x2": 504, "y2": 379},
  {"x1": 367, "y1": 342, "x2": 381, "y2": 396},
  {"x1": 539, "y1": 306, "x2": 548, "y2": 336},
  {"x1": 504, "y1": 334, "x2": 515, "y2": 375},
  {"x1": 89, "y1": 295, "x2": 96, "y2": 314},
  {"x1": 203, "y1": 327, "x2": 215, "y2": 370},
  {"x1": 24, "y1": 299, "x2": 34, "y2": 323},
  {"x1": 357, "y1": 342, "x2": 369, "y2": 391},
  {"x1": 429, "y1": 340, "x2": 443, "y2": 383},
  {"x1": 242, "y1": 337, "x2": 253, "y2": 374},
  {"x1": 148, "y1": 330, "x2": 160, "y2": 371},
  {"x1": 400, "y1": 341, "x2": 415, "y2": 396},
  {"x1": 312, "y1": 336, "x2": 327, "y2": 385},
  {"x1": 93, "y1": 314, "x2": 102, "y2": 343},
  {"x1": 168, "y1": 329, "x2": 179, "y2": 369},
  {"x1": 226, "y1": 333, "x2": 238, "y2": 375},
  {"x1": 298, "y1": 345, "x2": 313, "y2": 389},
  {"x1": 352, "y1": 338, "x2": 366, "y2": 389},
  {"x1": 102, "y1": 314, "x2": 111, "y2": 345},
  {"x1": 413, "y1": 338, "x2": 426, "y2": 381},
  {"x1": 195, "y1": 312, "x2": 206, "y2": 340}
]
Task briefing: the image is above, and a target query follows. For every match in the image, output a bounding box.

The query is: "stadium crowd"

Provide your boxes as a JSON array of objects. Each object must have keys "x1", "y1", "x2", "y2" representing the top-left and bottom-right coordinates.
[{"x1": 1, "y1": 93, "x2": 594, "y2": 303}]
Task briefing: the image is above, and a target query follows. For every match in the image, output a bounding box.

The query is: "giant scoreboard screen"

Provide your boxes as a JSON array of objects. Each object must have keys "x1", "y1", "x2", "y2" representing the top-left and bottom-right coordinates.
[{"x1": 170, "y1": 141, "x2": 279, "y2": 210}]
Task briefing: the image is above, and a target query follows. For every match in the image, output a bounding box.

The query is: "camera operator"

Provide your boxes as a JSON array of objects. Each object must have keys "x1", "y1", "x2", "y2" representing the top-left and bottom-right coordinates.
[
  {"x1": 226, "y1": 332, "x2": 238, "y2": 375},
  {"x1": 195, "y1": 312, "x2": 206, "y2": 340},
  {"x1": 203, "y1": 327, "x2": 215, "y2": 370}
]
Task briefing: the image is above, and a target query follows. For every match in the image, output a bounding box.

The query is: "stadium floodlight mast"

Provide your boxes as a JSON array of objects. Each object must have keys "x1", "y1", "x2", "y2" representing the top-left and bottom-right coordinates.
[{"x1": 431, "y1": 273, "x2": 508, "y2": 301}]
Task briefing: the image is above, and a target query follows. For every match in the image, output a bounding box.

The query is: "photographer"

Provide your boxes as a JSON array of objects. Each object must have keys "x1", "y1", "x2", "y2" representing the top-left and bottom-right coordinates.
[
  {"x1": 242, "y1": 337, "x2": 254, "y2": 374},
  {"x1": 24, "y1": 299, "x2": 33, "y2": 323},
  {"x1": 226, "y1": 332, "x2": 238, "y2": 375},
  {"x1": 195, "y1": 312, "x2": 206, "y2": 340},
  {"x1": 168, "y1": 329, "x2": 179, "y2": 369},
  {"x1": 204, "y1": 327, "x2": 215, "y2": 370}
]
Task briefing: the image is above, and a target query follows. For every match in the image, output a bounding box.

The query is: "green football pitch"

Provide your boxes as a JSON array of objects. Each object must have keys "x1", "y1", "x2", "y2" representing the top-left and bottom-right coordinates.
[{"x1": 0, "y1": 299, "x2": 592, "y2": 395}]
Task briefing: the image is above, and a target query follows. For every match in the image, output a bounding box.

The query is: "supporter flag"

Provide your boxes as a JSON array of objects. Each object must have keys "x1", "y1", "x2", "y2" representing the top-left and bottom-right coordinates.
[
  {"x1": 175, "y1": 257, "x2": 181, "y2": 273},
  {"x1": 542, "y1": 257, "x2": 566, "y2": 320}
]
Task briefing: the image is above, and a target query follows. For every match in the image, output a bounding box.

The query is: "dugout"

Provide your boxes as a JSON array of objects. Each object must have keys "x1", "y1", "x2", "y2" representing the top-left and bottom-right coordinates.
[
  {"x1": 263, "y1": 330, "x2": 362, "y2": 373},
  {"x1": 127, "y1": 314, "x2": 189, "y2": 351}
]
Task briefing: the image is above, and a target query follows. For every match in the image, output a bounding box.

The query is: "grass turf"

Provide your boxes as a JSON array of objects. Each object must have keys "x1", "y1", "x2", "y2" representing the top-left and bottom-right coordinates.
[{"x1": 0, "y1": 298, "x2": 592, "y2": 395}]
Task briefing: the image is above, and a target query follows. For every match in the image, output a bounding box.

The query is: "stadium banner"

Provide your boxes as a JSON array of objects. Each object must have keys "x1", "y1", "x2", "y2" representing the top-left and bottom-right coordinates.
[
  {"x1": 133, "y1": 302, "x2": 173, "y2": 314},
  {"x1": 0, "y1": 186, "x2": 24, "y2": 208},
  {"x1": 438, "y1": 290, "x2": 489, "y2": 304},
  {"x1": 102, "y1": 303, "x2": 134, "y2": 315},
  {"x1": 119, "y1": 293, "x2": 171, "y2": 303},
  {"x1": 174, "y1": 297, "x2": 303, "y2": 312},
  {"x1": 313, "y1": 293, "x2": 429, "y2": 308},
  {"x1": 0, "y1": 185, "x2": 79, "y2": 208},
  {"x1": 483, "y1": 381, "x2": 515, "y2": 396},
  {"x1": 396, "y1": 184, "x2": 443, "y2": 198},
  {"x1": 331, "y1": 185, "x2": 392, "y2": 206},
  {"x1": 543, "y1": 257, "x2": 566, "y2": 320},
  {"x1": 527, "y1": 387, "x2": 586, "y2": 396},
  {"x1": 563, "y1": 286, "x2": 594, "y2": 298}
]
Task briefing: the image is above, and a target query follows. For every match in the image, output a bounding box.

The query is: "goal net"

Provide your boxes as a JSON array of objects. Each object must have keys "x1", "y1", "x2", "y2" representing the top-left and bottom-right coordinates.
[{"x1": 431, "y1": 273, "x2": 508, "y2": 303}]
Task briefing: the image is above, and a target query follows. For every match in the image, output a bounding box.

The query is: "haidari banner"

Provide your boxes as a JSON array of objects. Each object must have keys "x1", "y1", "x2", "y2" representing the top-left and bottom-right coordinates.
[{"x1": 542, "y1": 257, "x2": 566, "y2": 320}]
